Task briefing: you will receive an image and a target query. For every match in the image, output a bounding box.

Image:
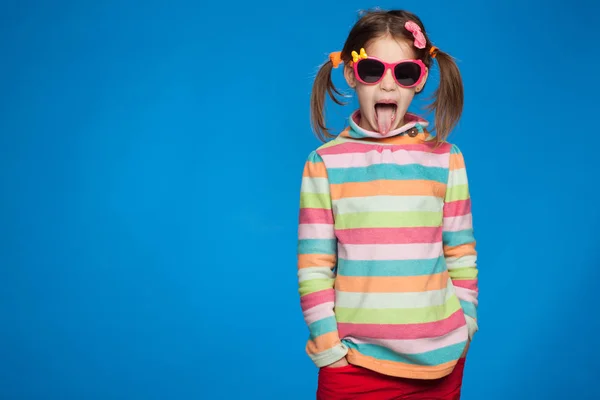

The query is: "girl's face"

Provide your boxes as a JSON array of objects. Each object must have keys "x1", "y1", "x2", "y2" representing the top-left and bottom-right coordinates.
[{"x1": 344, "y1": 35, "x2": 428, "y2": 135}]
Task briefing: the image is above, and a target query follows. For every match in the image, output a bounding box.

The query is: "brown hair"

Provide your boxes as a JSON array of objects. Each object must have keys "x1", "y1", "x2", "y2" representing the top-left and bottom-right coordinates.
[{"x1": 310, "y1": 9, "x2": 464, "y2": 145}]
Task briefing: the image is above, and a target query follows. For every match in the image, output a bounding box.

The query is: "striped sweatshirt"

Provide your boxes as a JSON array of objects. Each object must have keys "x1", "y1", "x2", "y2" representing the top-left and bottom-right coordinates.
[{"x1": 297, "y1": 110, "x2": 478, "y2": 380}]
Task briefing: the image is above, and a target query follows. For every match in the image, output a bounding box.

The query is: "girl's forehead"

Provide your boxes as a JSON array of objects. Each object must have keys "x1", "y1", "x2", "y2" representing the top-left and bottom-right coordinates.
[{"x1": 365, "y1": 36, "x2": 416, "y2": 60}]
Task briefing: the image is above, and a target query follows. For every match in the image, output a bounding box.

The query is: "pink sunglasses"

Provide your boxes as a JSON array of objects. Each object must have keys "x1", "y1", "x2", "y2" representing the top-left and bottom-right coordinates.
[{"x1": 352, "y1": 56, "x2": 427, "y2": 88}]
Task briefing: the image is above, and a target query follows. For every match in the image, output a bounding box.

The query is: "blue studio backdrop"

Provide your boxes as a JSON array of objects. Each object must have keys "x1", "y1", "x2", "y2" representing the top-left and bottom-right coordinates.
[{"x1": 1, "y1": 0, "x2": 599, "y2": 399}]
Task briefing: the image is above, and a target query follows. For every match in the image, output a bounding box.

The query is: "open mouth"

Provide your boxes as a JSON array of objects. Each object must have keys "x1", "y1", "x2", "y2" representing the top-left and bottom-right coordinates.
[{"x1": 374, "y1": 102, "x2": 397, "y2": 135}]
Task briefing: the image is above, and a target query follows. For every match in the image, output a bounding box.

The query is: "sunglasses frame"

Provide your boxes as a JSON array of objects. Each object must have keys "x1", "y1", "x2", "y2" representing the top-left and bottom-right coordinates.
[{"x1": 352, "y1": 56, "x2": 427, "y2": 88}]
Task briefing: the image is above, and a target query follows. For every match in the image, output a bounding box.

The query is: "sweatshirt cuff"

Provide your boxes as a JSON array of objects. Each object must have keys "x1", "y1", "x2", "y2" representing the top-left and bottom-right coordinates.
[
  {"x1": 310, "y1": 342, "x2": 349, "y2": 368},
  {"x1": 465, "y1": 315, "x2": 478, "y2": 340}
]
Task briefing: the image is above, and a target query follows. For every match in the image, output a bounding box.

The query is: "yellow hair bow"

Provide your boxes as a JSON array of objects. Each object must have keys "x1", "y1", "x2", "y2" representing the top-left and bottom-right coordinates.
[{"x1": 351, "y1": 48, "x2": 367, "y2": 63}]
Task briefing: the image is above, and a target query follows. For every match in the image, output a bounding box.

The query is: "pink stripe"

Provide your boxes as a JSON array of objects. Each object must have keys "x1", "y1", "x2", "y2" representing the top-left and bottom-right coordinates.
[
  {"x1": 318, "y1": 142, "x2": 451, "y2": 156},
  {"x1": 300, "y1": 288, "x2": 335, "y2": 310},
  {"x1": 338, "y1": 309, "x2": 466, "y2": 340},
  {"x1": 298, "y1": 223, "x2": 335, "y2": 239},
  {"x1": 454, "y1": 287, "x2": 478, "y2": 305},
  {"x1": 336, "y1": 227, "x2": 441, "y2": 244},
  {"x1": 451, "y1": 279, "x2": 477, "y2": 291},
  {"x1": 443, "y1": 215, "x2": 472, "y2": 232},
  {"x1": 338, "y1": 242, "x2": 441, "y2": 261},
  {"x1": 303, "y1": 301, "x2": 335, "y2": 325},
  {"x1": 344, "y1": 325, "x2": 467, "y2": 355},
  {"x1": 444, "y1": 199, "x2": 471, "y2": 217},
  {"x1": 323, "y1": 149, "x2": 449, "y2": 169},
  {"x1": 299, "y1": 208, "x2": 333, "y2": 224}
]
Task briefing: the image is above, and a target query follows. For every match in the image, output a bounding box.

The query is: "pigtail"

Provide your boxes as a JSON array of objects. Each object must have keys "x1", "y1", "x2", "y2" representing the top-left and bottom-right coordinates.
[
  {"x1": 425, "y1": 48, "x2": 464, "y2": 145},
  {"x1": 310, "y1": 58, "x2": 347, "y2": 142}
]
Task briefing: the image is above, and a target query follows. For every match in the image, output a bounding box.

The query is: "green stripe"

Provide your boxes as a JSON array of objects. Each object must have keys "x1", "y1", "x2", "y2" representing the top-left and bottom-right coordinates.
[
  {"x1": 319, "y1": 138, "x2": 343, "y2": 149},
  {"x1": 335, "y1": 299, "x2": 460, "y2": 324},
  {"x1": 449, "y1": 267, "x2": 478, "y2": 280},
  {"x1": 300, "y1": 193, "x2": 331, "y2": 209},
  {"x1": 299, "y1": 279, "x2": 335, "y2": 296},
  {"x1": 445, "y1": 184, "x2": 469, "y2": 202},
  {"x1": 335, "y1": 211, "x2": 442, "y2": 229}
]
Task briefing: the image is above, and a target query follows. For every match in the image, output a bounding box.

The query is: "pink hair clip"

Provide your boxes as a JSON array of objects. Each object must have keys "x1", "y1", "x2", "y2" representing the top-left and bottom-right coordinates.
[{"x1": 405, "y1": 20, "x2": 426, "y2": 49}]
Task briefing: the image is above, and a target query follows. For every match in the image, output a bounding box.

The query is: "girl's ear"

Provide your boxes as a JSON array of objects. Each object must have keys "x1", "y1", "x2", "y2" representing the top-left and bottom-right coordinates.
[
  {"x1": 417, "y1": 67, "x2": 429, "y2": 92},
  {"x1": 344, "y1": 65, "x2": 356, "y2": 88}
]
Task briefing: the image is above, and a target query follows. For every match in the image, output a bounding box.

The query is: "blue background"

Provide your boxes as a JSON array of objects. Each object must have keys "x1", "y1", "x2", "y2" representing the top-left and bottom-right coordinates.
[{"x1": 1, "y1": 0, "x2": 599, "y2": 399}]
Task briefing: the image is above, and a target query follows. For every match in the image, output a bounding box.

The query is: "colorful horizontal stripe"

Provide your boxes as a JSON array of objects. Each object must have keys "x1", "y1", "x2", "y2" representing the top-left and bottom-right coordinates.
[
  {"x1": 334, "y1": 298, "x2": 461, "y2": 325},
  {"x1": 334, "y1": 271, "x2": 448, "y2": 293},
  {"x1": 335, "y1": 211, "x2": 443, "y2": 229},
  {"x1": 338, "y1": 242, "x2": 442, "y2": 261},
  {"x1": 324, "y1": 148, "x2": 451, "y2": 169},
  {"x1": 330, "y1": 179, "x2": 446, "y2": 200},
  {"x1": 337, "y1": 257, "x2": 446, "y2": 277},
  {"x1": 297, "y1": 116, "x2": 479, "y2": 377},
  {"x1": 338, "y1": 309, "x2": 467, "y2": 340},
  {"x1": 334, "y1": 285, "x2": 454, "y2": 309},
  {"x1": 335, "y1": 227, "x2": 441, "y2": 245},
  {"x1": 327, "y1": 163, "x2": 448, "y2": 184},
  {"x1": 333, "y1": 195, "x2": 443, "y2": 214},
  {"x1": 344, "y1": 339, "x2": 466, "y2": 366},
  {"x1": 343, "y1": 325, "x2": 466, "y2": 355}
]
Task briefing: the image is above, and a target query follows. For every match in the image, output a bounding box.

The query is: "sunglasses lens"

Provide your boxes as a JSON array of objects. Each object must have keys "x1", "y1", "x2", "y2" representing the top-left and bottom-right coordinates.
[
  {"x1": 394, "y1": 62, "x2": 422, "y2": 86},
  {"x1": 356, "y1": 59, "x2": 385, "y2": 83}
]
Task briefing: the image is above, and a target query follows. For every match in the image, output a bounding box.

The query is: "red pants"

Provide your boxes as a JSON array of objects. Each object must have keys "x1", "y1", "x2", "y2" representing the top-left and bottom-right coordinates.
[{"x1": 316, "y1": 358, "x2": 466, "y2": 400}]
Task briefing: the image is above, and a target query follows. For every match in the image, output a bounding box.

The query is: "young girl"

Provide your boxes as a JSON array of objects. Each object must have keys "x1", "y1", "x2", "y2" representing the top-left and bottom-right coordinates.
[{"x1": 297, "y1": 9, "x2": 478, "y2": 400}]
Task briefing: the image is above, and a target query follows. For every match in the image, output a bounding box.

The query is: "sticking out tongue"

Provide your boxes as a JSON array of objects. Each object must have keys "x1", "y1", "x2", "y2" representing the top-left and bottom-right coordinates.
[{"x1": 375, "y1": 104, "x2": 396, "y2": 134}]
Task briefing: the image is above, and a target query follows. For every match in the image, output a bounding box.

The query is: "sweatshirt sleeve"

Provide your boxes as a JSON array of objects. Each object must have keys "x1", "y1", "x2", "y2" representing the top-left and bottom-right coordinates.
[
  {"x1": 297, "y1": 151, "x2": 348, "y2": 367},
  {"x1": 443, "y1": 144, "x2": 479, "y2": 340}
]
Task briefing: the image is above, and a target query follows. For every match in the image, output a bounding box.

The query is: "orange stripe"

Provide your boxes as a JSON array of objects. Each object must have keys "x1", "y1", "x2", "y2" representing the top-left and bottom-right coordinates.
[
  {"x1": 335, "y1": 271, "x2": 448, "y2": 293},
  {"x1": 443, "y1": 243, "x2": 476, "y2": 258},
  {"x1": 347, "y1": 349, "x2": 458, "y2": 379},
  {"x1": 303, "y1": 160, "x2": 328, "y2": 178},
  {"x1": 353, "y1": 134, "x2": 430, "y2": 145},
  {"x1": 298, "y1": 253, "x2": 336, "y2": 269},
  {"x1": 449, "y1": 153, "x2": 465, "y2": 170},
  {"x1": 306, "y1": 332, "x2": 341, "y2": 356},
  {"x1": 330, "y1": 180, "x2": 446, "y2": 200}
]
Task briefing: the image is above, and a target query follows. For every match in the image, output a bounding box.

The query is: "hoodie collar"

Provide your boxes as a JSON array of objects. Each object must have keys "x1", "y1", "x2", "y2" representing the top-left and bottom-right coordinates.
[{"x1": 340, "y1": 109, "x2": 432, "y2": 142}]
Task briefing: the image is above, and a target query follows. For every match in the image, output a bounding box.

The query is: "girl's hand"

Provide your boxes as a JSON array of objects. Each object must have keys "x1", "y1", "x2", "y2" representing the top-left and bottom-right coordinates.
[{"x1": 325, "y1": 357, "x2": 349, "y2": 368}]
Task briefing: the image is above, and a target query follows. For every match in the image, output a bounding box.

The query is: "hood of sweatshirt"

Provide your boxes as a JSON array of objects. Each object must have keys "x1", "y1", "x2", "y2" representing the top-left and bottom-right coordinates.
[{"x1": 339, "y1": 109, "x2": 434, "y2": 144}]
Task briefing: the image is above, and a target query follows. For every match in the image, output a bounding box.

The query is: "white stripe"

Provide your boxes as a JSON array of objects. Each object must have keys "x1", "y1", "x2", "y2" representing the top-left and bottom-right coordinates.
[
  {"x1": 443, "y1": 214, "x2": 473, "y2": 232},
  {"x1": 448, "y1": 168, "x2": 468, "y2": 186},
  {"x1": 446, "y1": 255, "x2": 477, "y2": 269},
  {"x1": 300, "y1": 177, "x2": 329, "y2": 193},
  {"x1": 333, "y1": 195, "x2": 443, "y2": 215},
  {"x1": 339, "y1": 243, "x2": 442, "y2": 261},
  {"x1": 454, "y1": 287, "x2": 478, "y2": 305},
  {"x1": 298, "y1": 223, "x2": 335, "y2": 239},
  {"x1": 298, "y1": 267, "x2": 335, "y2": 282},
  {"x1": 335, "y1": 287, "x2": 453, "y2": 309},
  {"x1": 345, "y1": 325, "x2": 468, "y2": 354}
]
